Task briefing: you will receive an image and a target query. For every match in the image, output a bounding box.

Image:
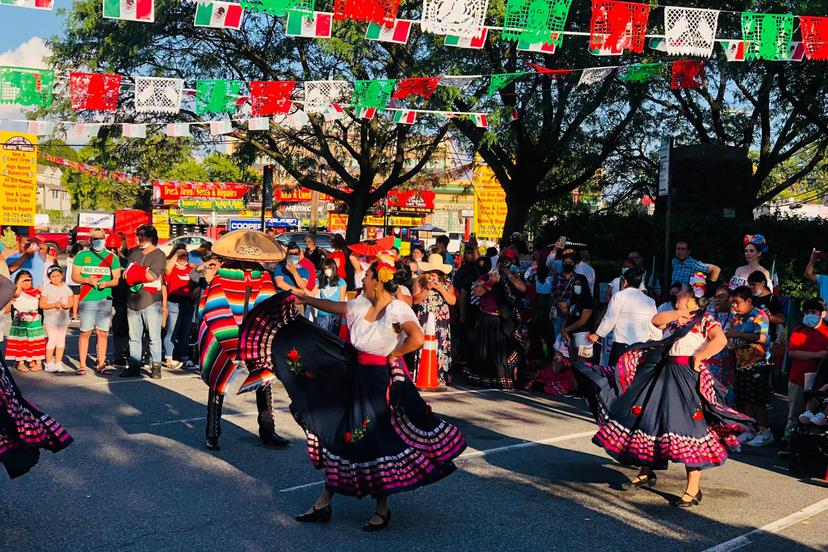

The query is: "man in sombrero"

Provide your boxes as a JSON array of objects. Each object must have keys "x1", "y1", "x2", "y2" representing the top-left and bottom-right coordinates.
[{"x1": 199, "y1": 229, "x2": 290, "y2": 451}]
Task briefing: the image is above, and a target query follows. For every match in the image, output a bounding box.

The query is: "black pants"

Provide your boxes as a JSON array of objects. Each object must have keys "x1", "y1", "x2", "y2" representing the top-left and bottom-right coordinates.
[{"x1": 609, "y1": 341, "x2": 630, "y2": 369}]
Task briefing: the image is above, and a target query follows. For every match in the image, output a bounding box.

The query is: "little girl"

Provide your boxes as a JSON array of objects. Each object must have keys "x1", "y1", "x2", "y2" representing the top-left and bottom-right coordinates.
[
  {"x1": 41, "y1": 265, "x2": 74, "y2": 373},
  {"x1": 313, "y1": 258, "x2": 347, "y2": 333},
  {"x1": 5, "y1": 271, "x2": 46, "y2": 371}
]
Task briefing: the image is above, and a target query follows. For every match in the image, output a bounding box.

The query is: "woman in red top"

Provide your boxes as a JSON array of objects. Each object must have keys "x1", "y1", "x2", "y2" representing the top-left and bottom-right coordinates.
[
  {"x1": 162, "y1": 245, "x2": 196, "y2": 369},
  {"x1": 329, "y1": 234, "x2": 361, "y2": 292},
  {"x1": 785, "y1": 298, "x2": 828, "y2": 438}
]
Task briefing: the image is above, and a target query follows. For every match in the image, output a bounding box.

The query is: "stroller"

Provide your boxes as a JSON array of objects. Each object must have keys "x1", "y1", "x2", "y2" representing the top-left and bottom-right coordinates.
[{"x1": 788, "y1": 357, "x2": 828, "y2": 478}]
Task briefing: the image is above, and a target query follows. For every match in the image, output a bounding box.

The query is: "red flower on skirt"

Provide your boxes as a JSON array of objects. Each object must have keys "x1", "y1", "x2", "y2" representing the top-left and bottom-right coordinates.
[
  {"x1": 692, "y1": 408, "x2": 704, "y2": 421},
  {"x1": 345, "y1": 432, "x2": 352, "y2": 443},
  {"x1": 631, "y1": 405, "x2": 643, "y2": 416},
  {"x1": 287, "y1": 348, "x2": 301, "y2": 363}
]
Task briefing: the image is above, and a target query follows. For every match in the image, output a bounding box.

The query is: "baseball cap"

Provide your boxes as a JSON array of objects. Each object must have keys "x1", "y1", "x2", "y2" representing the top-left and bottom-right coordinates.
[{"x1": 47, "y1": 265, "x2": 63, "y2": 276}]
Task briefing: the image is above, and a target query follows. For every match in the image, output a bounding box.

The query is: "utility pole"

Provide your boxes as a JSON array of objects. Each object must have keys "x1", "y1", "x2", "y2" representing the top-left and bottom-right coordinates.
[
  {"x1": 261, "y1": 165, "x2": 273, "y2": 232},
  {"x1": 659, "y1": 138, "x2": 672, "y2": 296}
]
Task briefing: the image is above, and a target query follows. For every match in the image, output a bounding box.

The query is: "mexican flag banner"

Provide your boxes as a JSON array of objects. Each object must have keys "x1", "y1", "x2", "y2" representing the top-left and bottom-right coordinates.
[
  {"x1": 121, "y1": 123, "x2": 147, "y2": 138},
  {"x1": 286, "y1": 11, "x2": 333, "y2": 38},
  {"x1": 102, "y1": 0, "x2": 154, "y2": 22},
  {"x1": 358, "y1": 107, "x2": 376, "y2": 120},
  {"x1": 470, "y1": 113, "x2": 488, "y2": 128},
  {"x1": 517, "y1": 33, "x2": 559, "y2": 53},
  {"x1": 1, "y1": 0, "x2": 54, "y2": 10},
  {"x1": 392, "y1": 110, "x2": 417, "y2": 125},
  {"x1": 365, "y1": 20, "x2": 412, "y2": 44},
  {"x1": 194, "y1": 1, "x2": 244, "y2": 29},
  {"x1": 444, "y1": 28, "x2": 488, "y2": 49}
]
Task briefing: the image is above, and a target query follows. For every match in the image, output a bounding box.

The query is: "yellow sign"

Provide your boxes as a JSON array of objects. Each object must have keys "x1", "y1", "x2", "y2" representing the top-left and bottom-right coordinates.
[
  {"x1": 0, "y1": 131, "x2": 38, "y2": 226},
  {"x1": 179, "y1": 199, "x2": 246, "y2": 211},
  {"x1": 152, "y1": 209, "x2": 170, "y2": 240},
  {"x1": 473, "y1": 160, "x2": 507, "y2": 241},
  {"x1": 327, "y1": 212, "x2": 423, "y2": 232}
]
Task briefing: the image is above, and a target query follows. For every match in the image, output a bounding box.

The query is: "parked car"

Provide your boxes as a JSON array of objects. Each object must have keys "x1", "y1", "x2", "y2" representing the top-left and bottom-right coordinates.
[
  {"x1": 159, "y1": 234, "x2": 215, "y2": 256},
  {"x1": 274, "y1": 231, "x2": 334, "y2": 252}
]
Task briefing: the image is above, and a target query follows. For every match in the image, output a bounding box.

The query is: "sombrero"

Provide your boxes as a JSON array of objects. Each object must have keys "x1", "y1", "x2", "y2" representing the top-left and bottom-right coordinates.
[
  {"x1": 212, "y1": 229, "x2": 286, "y2": 262},
  {"x1": 417, "y1": 253, "x2": 453, "y2": 274}
]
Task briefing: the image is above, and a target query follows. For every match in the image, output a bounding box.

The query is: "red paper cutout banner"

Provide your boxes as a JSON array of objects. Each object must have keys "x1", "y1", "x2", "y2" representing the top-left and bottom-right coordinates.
[
  {"x1": 392, "y1": 77, "x2": 441, "y2": 100},
  {"x1": 671, "y1": 60, "x2": 704, "y2": 90},
  {"x1": 589, "y1": 0, "x2": 651, "y2": 55},
  {"x1": 69, "y1": 72, "x2": 122, "y2": 111},
  {"x1": 528, "y1": 64, "x2": 576, "y2": 78},
  {"x1": 333, "y1": 0, "x2": 400, "y2": 27},
  {"x1": 250, "y1": 80, "x2": 295, "y2": 115},
  {"x1": 799, "y1": 16, "x2": 828, "y2": 60}
]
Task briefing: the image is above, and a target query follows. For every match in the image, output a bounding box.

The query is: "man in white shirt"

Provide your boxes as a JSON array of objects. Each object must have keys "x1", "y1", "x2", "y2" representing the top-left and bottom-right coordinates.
[
  {"x1": 589, "y1": 268, "x2": 660, "y2": 367},
  {"x1": 575, "y1": 250, "x2": 596, "y2": 296}
]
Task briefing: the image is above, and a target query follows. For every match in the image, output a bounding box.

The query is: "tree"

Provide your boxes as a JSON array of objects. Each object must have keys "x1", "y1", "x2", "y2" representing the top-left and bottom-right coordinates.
[
  {"x1": 643, "y1": 1, "x2": 828, "y2": 216},
  {"x1": 48, "y1": 0, "x2": 452, "y2": 242},
  {"x1": 167, "y1": 152, "x2": 260, "y2": 182},
  {"x1": 436, "y1": 0, "x2": 646, "y2": 241}
]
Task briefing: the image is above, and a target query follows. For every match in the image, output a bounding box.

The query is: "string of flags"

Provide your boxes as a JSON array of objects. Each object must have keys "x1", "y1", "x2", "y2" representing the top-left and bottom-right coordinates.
[
  {"x1": 0, "y1": 47, "x2": 809, "y2": 139},
  {"x1": 2, "y1": 0, "x2": 826, "y2": 61}
]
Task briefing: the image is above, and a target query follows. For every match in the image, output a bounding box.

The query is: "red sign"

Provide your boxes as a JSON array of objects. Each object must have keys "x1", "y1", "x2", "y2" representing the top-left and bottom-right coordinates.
[
  {"x1": 274, "y1": 188, "x2": 334, "y2": 203},
  {"x1": 153, "y1": 181, "x2": 251, "y2": 201},
  {"x1": 387, "y1": 190, "x2": 435, "y2": 213}
]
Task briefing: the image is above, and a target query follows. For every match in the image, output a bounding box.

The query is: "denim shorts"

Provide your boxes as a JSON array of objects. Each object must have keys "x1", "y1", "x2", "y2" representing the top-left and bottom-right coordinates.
[{"x1": 78, "y1": 299, "x2": 113, "y2": 332}]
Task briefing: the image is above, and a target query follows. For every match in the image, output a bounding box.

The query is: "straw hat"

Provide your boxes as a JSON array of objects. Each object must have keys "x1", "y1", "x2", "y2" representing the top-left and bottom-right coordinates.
[
  {"x1": 417, "y1": 253, "x2": 453, "y2": 274},
  {"x1": 212, "y1": 229, "x2": 286, "y2": 262}
]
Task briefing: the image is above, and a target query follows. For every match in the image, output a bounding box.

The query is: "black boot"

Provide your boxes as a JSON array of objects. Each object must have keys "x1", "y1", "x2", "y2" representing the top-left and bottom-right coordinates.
[
  {"x1": 206, "y1": 391, "x2": 223, "y2": 451},
  {"x1": 256, "y1": 386, "x2": 289, "y2": 448},
  {"x1": 150, "y1": 362, "x2": 162, "y2": 380},
  {"x1": 120, "y1": 361, "x2": 142, "y2": 378}
]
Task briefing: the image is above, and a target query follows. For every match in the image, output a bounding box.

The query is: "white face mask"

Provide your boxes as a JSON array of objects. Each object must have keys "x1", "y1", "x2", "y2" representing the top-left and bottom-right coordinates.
[
  {"x1": 139, "y1": 241, "x2": 150, "y2": 250},
  {"x1": 573, "y1": 285, "x2": 582, "y2": 295}
]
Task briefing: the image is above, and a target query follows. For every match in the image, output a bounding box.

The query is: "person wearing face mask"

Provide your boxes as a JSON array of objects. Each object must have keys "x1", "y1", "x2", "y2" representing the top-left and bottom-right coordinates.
[
  {"x1": 72, "y1": 228, "x2": 122, "y2": 376},
  {"x1": 463, "y1": 253, "x2": 529, "y2": 389},
  {"x1": 784, "y1": 298, "x2": 828, "y2": 442},
  {"x1": 274, "y1": 242, "x2": 311, "y2": 296},
  {"x1": 747, "y1": 271, "x2": 785, "y2": 340},
  {"x1": 162, "y1": 245, "x2": 196, "y2": 370},
  {"x1": 705, "y1": 283, "x2": 736, "y2": 406},
  {"x1": 550, "y1": 249, "x2": 584, "y2": 338},
  {"x1": 312, "y1": 258, "x2": 347, "y2": 334},
  {"x1": 122, "y1": 225, "x2": 166, "y2": 379},
  {"x1": 571, "y1": 273, "x2": 754, "y2": 508}
]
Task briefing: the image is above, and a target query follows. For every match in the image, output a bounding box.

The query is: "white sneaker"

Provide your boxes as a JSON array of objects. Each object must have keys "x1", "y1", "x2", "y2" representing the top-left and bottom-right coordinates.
[
  {"x1": 44, "y1": 362, "x2": 59, "y2": 373},
  {"x1": 799, "y1": 411, "x2": 816, "y2": 425},
  {"x1": 812, "y1": 412, "x2": 827, "y2": 427},
  {"x1": 737, "y1": 431, "x2": 755, "y2": 444},
  {"x1": 166, "y1": 358, "x2": 182, "y2": 370},
  {"x1": 746, "y1": 429, "x2": 775, "y2": 447}
]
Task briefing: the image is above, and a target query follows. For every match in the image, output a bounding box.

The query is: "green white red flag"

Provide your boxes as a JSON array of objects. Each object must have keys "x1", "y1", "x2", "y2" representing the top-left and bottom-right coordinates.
[
  {"x1": 194, "y1": 1, "x2": 244, "y2": 29},
  {"x1": 358, "y1": 107, "x2": 376, "y2": 120},
  {"x1": 444, "y1": 28, "x2": 488, "y2": 49},
  {"x1": 102, "y1": 0, "x2": 154, "y2": 22},
  {"x1": 470, "y1": 113, "x2": 488, "y2": 128},
  {"x1": 392, "y1": 110, "x2": 417, "y2": 124},
  {"x1": 516, "y1": 32, "x2": 559, "y2": 53},
  {"x1": 286, "y1": 11, "x2": 333, "y2": 38},
  {"x1": 365, "y1": 20, "x2": 412, "y2": 44},
  {"x1": 1, "y1": 0, "x2": 53, "y2": 10}
]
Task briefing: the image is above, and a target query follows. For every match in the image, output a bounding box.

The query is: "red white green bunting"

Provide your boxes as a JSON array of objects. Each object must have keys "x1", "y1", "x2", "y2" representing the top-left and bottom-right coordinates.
[
  {"x1": 102, "y1": 0, "x2": 154, "y2": 22},
  {"x1": 194, "y1": 1, "x2": 244, "y2": 29},
  {"x1": 365, "y1": 20, "x2": 412, "y2": 44},
  {"x1": 444, "y1": 28, "x2": 488, "y2": 49},
  {"x1": 286, "y1": 11, "x2": 333, "y2": 38},
  {"x1": 393, "y1": 110, "x2": 417, "y2": 124}
]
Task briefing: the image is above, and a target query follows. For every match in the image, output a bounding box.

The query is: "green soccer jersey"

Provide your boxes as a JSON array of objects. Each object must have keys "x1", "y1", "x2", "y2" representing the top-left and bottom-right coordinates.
[{"x1": 74, "y1": 250, "x2": 121, "y2": 302}]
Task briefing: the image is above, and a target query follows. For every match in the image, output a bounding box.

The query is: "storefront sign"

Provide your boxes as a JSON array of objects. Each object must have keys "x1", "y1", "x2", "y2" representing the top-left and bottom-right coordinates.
[
  {"x1": 274, "y1": 188, "x2": 333, "y2": 203},
  {"x1": 78, "y1": 211, "x2": 115, "y2": 229},
  {"x1": 327, "y1": 212, "x2": 423, "y2": 232},
  {"x1": 387, "y1": 190, "x2": 435, "y2": 213},
  {"x1": 473, "y1": 160, "x2": 508, "y2": 241},
  {"x1": 153, "y1": 181, "x2": 251, "y2": 202},
  {"x1": 0, "y1": 132, "x2": 38, "y2": 226},
  {"x1": 179, "y1": 199, "x2": 247, "y2": 211},
  {"x1": 227, "y1": 218, "x2": 299, "y2": 231}
]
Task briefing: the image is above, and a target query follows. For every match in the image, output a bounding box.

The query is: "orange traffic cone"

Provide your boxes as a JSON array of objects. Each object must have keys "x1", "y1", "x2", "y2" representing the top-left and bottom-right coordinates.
[{"x1": 415, "y1": 313, "x2": 444, "y2": 391}]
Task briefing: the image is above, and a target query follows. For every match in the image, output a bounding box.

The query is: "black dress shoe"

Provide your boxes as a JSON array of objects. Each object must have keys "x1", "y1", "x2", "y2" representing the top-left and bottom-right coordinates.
[
  {"x1": 259, "y1": 429, "x2": 289, "y2": 448},
  {"x1": 119, "y1": 364, "x2": 142, "y2": 378},
  {"x1": 295, "y1": 504, "x2": 332, "y2": 523},
  {"x1": 621, "y1": 475, "x2": 656, "y2": 491},
  {"x1": 675, "y1": 490, "x2": 703, "y2": 508},
  {"x1": 362, "y1": 510, "x2": 391, "y2": 532},
  {"x1": 205, "y1": 437, "x2": 221, "y2": 451}
]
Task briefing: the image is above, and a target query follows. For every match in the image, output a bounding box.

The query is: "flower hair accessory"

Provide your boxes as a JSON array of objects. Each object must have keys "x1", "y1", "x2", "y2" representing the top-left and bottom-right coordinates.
[
  {"x1": 743, "y1": 234, "x2": 768, "y2": 254},
  {"x1": 375, "y1": 250, "x2": 397, "y2": 266},
  {"x1": 689, "y1": 272, "x2": 706, "y2": 298},
  {"x1": 376, "y1": 262, "x2": 395, "y2": 283}
]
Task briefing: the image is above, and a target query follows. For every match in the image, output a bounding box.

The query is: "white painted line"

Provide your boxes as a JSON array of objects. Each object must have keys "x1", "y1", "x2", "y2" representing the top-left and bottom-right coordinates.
[
  {"x1": 278, "y1": 429, "x2": 594, "y2": 493},
  {"x1": 149, "y1": 407, "x2": 289, "y2": 427},
  {"x1": 702, "y1": 497, "x2": 828, "y2": 552}
]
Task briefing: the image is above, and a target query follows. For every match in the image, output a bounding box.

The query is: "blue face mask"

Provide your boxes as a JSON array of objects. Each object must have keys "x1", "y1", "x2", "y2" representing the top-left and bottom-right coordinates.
[
  {"x1": 92, "y1": 239, "x2": 106, "y2": 251},
  {"x1": 803, "y1": 314, "x2": 822, "y2": 328},
  {"x1": 287, "y1": 255, "x2": 300, "y2": 265}
]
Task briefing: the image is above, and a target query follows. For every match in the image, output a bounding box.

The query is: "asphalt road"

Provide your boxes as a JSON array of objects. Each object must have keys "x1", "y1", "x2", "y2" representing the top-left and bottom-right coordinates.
[{"x1": 2, "y1": 330, "x2": 827, "y2": 552}]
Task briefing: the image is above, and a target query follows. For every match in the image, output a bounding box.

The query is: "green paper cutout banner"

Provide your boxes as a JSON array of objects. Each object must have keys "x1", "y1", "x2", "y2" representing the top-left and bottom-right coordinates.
[
  {"x1": 741, "y1": 13, "x2": 795, "y2": 61},
  {"x1": 196, "y1": 79, "x2": 243, "y2": 114},
  {"x1": 0, "y1": 66, "x2": 54, "y2": 107},
  {"x1": 352, "y1": 79, "x2": 396, "y2": 110},
  {"x1": 503, "y1": 0, "x2": 573, "y2": 46},
  {"x1": 487, "y1": 73, "x2": 528, "y2": 96},
  {"x1": 618, "y1": 63, "x2": 662, "y2": 82},
  {"x1": 239, "y1": 0, "x2": 314, "y2": 16}
]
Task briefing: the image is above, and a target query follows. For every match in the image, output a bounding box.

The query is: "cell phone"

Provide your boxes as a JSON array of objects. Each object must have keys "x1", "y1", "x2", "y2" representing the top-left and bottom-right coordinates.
[{"x1": 48, "y1": 246, "x2": 57, "y2": 257}]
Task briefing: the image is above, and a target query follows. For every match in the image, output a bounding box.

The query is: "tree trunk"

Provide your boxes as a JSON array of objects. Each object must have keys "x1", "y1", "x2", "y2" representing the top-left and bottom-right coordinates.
[
  {"x1": 501, "y1": 190, "x2": 534, "y2": 242},
  {"x1": 345, "y1": 190, "x2": 371, "y2": 244}
]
